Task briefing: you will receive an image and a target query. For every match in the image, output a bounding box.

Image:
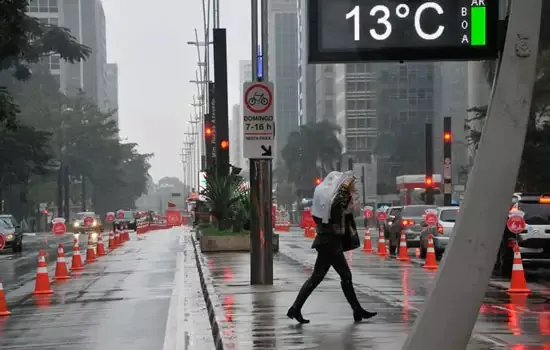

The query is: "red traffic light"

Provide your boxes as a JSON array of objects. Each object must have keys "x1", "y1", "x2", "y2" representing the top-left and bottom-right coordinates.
[
  {"x1": 443, "y1": 132, "x2": 452, "y2": 142},
  {"x1": 43, "y1": 209, "x2": 48, "y2": 215},
  {"x1": 205, "y1": 127, "x2": 213, "y2": 137},
  {"x1": 220, "y1": 140, "x2": 229, "y2": 149},
  {"x1": 425, "y1": 177, "x2": 433, "y2": 187},
  {"x1": 315, "y1": 177, "x2": 322, "y2": 185}
]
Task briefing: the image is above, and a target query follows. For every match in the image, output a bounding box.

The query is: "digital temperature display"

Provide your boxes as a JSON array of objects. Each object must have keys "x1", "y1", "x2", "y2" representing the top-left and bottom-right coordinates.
[{"x1": 307, "y1": 0, "x2": 499, "y2": 63}]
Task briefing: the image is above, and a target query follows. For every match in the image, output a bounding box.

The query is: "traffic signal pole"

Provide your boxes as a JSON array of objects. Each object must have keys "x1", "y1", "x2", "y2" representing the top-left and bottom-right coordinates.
[
  {"x1": 213, "y1": 29, "x2": 229, "y2": 177},
  {"x1": 249, "y1": 0, "x2": 273, "y2": 285},
  {"x1": 404, "y1": 1, "x2": 542, "y2": 349},
  {"x1": 443, "y1": 117, "x2": 452, "y2": 206},
  {"x1": 424, "y1": 123, "x2": 434, "y2": 205}
]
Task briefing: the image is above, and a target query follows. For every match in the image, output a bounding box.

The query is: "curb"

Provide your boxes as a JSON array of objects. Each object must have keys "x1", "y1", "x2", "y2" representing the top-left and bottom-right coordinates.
[{"x1": 190, "y1": 235, "x2": 224, "y2": 350}]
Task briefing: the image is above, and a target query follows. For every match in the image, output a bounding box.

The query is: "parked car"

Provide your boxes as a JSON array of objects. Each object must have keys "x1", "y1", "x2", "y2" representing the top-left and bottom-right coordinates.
[
  {"x1": 0, "y1": 216, "x2": 23, "y2": 253},
  {"x1": 388, "y1": 205, "x2": 437, "y2": 254},
  {"x1": 114, "y1": 210, "x2": 137, "y2": 231},
  {"x1": 495, "y1": 193, "x2": 550, "y2": 277},
  {"x1": 419, "y1": 206, "x2": 459, "y2": 259}
]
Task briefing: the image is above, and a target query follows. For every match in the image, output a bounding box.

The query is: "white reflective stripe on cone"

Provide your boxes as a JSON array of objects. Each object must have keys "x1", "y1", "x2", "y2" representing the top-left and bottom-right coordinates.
[
  {"x1": 514, "y1": 252, "x2": 521, "y2": 259},
  {"x1": 427, "y1": 247, "x2": 435, "y2": 252},
  {"x1": 73, "y1": 251, "x2": 80, "y2": 256},
  {"x1": 400, "y1": 241, "x2": 407, "y2": 246},
  {"x1": 57, "y1": 257, "x2": 65, "y2": 262},
  {"x1": 58, "y1": 248, "x2": 63, "y2": 253},
  {"x1": 87, "y1": 245, "x2": 93, "y2": 249},
  {"x1": 512, "y1": 264, "x2": 524, "y2": 271},
  {"x1": 38, "y1": 256, "x2": 45, "y2": 262},
  {"x1": 0, "y1": 282, "x2": 4, "y2": 289},
  {"x1": 37, "y1": 267, "x2": 48, "y2": 273}
]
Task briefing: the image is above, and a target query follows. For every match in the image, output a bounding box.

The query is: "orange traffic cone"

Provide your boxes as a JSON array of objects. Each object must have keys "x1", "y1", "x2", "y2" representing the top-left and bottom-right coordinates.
[
  {"x1": 377, "y1": 231, "x2": 388, "y2": 256},
  {"x1": 108, "y1": 230, "x2": 116, "y2": 250},
  {"x1": 115, "y1": 230, "x2": 121, "y2": 245},
  {"x1": 96, "y1": 235, "x2": 106, "y2": 256},
  {"x1": 507, "y1": 244, "x2": 531, "y2": 294},
  {"x1": 71, "y1": 238, "x2": 83, "y2": 271},
  {"x1": 362, "y1": 229, "x2": 373, "y2": 252},
  {"x1": 54, "y1": 244, "x2": 70, "y2": 280},
  {"x1": 397, "y1": 231, "x2": 410, "y2": 261},
  {"x1": 33, "y1": 250, "x2": 53, "y2": 294},
  {"x1": 85, "y1": 236, "x2": 96, "y2": 263},
  {"x1": 124, "y1": 228, "x2": 130, "y2": 241},
  {"x1": 0, "y1": 280, "x2": 11, "y2": 316},
  {"x1": 423, "y1": 234, "x2": 438, "y2": 270}
]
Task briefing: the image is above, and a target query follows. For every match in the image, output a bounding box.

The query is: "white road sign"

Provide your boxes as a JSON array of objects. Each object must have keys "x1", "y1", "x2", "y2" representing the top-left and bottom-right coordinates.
[{"x1": 242, "y1": 81, "x2": 275, "y2": 159}]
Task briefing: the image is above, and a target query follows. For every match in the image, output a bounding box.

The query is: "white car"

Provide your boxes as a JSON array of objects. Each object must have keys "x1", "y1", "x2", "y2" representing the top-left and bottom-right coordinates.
[{"x1": 419, "y1": 206, "x2": 460, "y2": 259}]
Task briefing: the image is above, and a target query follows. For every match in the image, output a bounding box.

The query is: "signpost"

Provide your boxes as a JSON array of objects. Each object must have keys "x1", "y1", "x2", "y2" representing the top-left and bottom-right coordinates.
[
  {"x1": 376, "y1": 210, "x2": 387, "y2": 222},
  {"x1": 307, "y1": 0, "x2": 499, "y2": 63},
  {"x1": 424, "y1": 209, "x2": 438, "y2": 227},
  {"x1": 507, "y1": 210, "x2": 526, "y2": 234},
  {"x1": 105, "y1": 212, "x2": 115, "y2": 223},
  {"x1": 52, "y1": 220, "x2": 66, "y2": 235},
  {"x1": 242, "y1": 82, "x2": 275, "y2": 159},
  {"x1": 117, "y1": 210, "x2": 124, "y2": 220}
]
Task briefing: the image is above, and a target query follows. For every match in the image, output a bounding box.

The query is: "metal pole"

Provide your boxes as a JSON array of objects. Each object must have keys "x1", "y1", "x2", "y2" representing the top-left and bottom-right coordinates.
[
  {"x1": 424, "y1": 123, "x2": 434, "y2": 205},
  {"x1": 443, "y1": 117, "x2": 452, "y2": 206},
  {"x1": 403, "y1": 1, "x2": 541, "y2": 348},
  {"x1": 250, "y1": 0, "x2": 273, "y2": 285}
]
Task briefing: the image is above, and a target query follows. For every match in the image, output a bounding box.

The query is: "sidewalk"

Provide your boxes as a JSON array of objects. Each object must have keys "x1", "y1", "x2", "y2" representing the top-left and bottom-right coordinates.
[
  {"x1": 193, "y1": 237, "x2": 499, "y2": 349},
  {"x1": 278, "y1": 231, "x2": 550, "y2": 348}
]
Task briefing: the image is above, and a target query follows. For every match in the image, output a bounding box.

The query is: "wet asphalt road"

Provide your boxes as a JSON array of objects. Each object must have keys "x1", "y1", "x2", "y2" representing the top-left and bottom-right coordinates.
[
  {"x1": 274, "y1": 229, "x2": 550, "y2": 348},
  {"x1": 0, "y1": 228, "x2": 199, "y2": 350}
]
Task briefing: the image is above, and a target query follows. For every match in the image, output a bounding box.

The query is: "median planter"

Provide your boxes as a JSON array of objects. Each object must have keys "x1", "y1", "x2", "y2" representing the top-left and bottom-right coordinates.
[{"x1": 199, "y1": 230, "x2": 280, "y2": 253}]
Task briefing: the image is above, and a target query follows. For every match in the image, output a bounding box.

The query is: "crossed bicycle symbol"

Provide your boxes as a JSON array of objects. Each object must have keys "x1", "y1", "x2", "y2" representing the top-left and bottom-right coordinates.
[{"x1": 247, "y1": 91, "x2": 269, "y2": 106}]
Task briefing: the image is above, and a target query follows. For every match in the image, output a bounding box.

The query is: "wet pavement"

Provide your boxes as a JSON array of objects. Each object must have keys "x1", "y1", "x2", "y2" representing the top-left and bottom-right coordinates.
[
  {"x1": 0, "y1": 227, "x2": 213, "y2": 350},
  {"x1": 274, "y1": 229, "x2": 550, "y2": 349}
]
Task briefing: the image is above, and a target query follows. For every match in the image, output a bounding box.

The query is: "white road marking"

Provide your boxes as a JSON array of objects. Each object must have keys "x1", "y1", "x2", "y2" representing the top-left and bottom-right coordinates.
[{"x1": 162, "y1": 248, "x2": 186, "y2": 350}]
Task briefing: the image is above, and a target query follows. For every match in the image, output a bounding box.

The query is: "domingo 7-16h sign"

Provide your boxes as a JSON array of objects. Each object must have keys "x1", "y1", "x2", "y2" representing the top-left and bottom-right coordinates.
[
  {"x1": 242, "y1": 82, "x2": 275, "y2": 159},
  {"x1": 307, "y1": 0, "x2": 499, "y2": 62}
]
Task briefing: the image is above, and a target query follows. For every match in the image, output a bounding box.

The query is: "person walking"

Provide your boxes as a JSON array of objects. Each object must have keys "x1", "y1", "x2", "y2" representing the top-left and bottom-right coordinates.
[{"x1": 287, "y1": 171, "x2": 378, "y2": 324}]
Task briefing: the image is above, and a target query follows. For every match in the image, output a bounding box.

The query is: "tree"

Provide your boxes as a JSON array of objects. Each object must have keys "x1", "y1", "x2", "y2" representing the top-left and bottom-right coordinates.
[
  {"x1": 0, "y1": 0, "x2": 90, "y2": 127},
  {"x1": 465, "y1": 9, "x2": 550, "y2": 191},
  {"x1": 281, "y1": 121, "x2": 343, "y2": 197}
]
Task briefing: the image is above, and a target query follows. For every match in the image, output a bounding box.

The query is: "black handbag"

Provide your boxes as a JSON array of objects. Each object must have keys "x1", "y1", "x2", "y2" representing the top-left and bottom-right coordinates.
[{"x1": 342, "y1": 214, "x2": 361, "y2": 252}]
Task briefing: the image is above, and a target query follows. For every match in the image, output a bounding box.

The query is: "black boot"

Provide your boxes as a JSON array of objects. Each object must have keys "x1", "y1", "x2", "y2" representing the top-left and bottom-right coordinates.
[
  {"x1": 341, "y1": 280, "x2": 377, "y2": 322},
  {"x1": 287, "y1": 280, "x2": 317, "y2": 324}
]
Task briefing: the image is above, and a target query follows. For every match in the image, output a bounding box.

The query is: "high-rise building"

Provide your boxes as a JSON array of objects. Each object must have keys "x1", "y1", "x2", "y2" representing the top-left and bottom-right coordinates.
[
  {"x1": 315, "y1": 64, "x2": 336, "y2": 124},
  {"x1": 239, "y1": 61, "x2": 252, "y2": 171},
  {"x1": 106, "y1": 63, "x2": 118, "y2": 126},
  {"x1": 230, "y1": 104, "x2": 244, "y2": 169},
  {"x1": 269, "y1": 0, "x2": 299, "y2": 164},
  {"x1": 28, "y1": 0, "x2": 64, "y2": 91},
  {"x1": 297, "y1": 0, "x2": 316, "y2": 126},
  {"x1": 61, "y1": 0, "x2": 108, "y2": 111}
]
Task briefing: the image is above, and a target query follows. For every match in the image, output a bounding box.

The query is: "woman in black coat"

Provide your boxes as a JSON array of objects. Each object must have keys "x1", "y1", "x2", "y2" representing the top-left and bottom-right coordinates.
[{"x1": 287, "y1": 171, "x2": 377, "y2": 324}]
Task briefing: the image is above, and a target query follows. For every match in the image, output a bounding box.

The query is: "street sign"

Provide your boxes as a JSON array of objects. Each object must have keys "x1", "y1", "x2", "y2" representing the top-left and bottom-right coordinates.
[
  {"x1": 307, "y1": 0, "x2": 499, "y2": 63},
  {"x1": 52, "y1": 221, "x2": 66, "y2": 235},
  {"x1": 364, "y1": 208, "x2": 373, "y2": 219},
  {"x1": 376, "y1": 210, "x2": 387, "y2": 222},
  {"x1": 507, "y1": 211, "x2": 526, "y2": 234},
  {"x1": 106, "y1": 212, "x2": 115, "y2": 223},
  {"x1": 84, "y1": 216, "x2": 94, "y2": 226},
  {"x1": 242, "y1": 81, "x2": 275, "y2": 159},
  {"x1": 424, "y1": 210, "x2": 438, "y2": 226},
  {"x1": 117, "y1": 210, "x2": 125, "y2": 219}
]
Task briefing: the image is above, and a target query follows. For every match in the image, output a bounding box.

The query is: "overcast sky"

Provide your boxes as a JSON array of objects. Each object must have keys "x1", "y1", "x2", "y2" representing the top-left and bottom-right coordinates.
[{"x1": 101, "y1": 0, "x2": 251, "y2": 182}]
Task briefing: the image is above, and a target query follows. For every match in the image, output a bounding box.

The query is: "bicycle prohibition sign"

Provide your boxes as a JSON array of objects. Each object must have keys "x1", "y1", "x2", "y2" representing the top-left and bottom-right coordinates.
[{"x1": 244, "y1": 83, "x2": 273, "y2": 114}]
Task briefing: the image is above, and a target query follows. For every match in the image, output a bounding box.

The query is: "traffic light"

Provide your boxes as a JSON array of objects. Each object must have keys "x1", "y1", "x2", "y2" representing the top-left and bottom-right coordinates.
[
  {"x1": 204, "y1": 122, "x2": 213, "y2": 141},
  {"x1": 443, "y1": 116, "x2": 452, "y2": 205},
  {"x1": 220, "y1": 140, "x2": 229, "y2": 149},
  {"x1": 425, "y1": 176, "x2": 433, "y2": 187},
  {"x1": 315, "y1": 177, "x2": 322, "y2": 185},
  {"x1": 43, "y1": 209, "x2": 48, "y2": 215},
  {"x1": 443, "y1": 131, "x2": 451, "y2": 142}
]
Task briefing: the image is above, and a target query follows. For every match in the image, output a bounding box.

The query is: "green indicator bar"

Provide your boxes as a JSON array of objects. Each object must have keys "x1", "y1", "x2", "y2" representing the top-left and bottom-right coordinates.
[{"x1": 471, "y1": 6, "x2": 486, "y2": 46}]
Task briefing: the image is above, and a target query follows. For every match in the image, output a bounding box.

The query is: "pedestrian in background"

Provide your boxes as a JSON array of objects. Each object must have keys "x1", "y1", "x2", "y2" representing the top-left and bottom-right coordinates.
[{"x1": 287, "y1": 171, "x2": 377, "y2": 324}]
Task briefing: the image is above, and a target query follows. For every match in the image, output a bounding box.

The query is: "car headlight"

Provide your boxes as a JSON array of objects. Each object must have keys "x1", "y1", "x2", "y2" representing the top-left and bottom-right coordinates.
[
  {"x1": 92, "y1": 220, "x2": 97, "y2": 227},
  {"x1": 91, "y1": 232, "x2": 98, "y2": 239},
  {"x1": 6, "y1": 234, "x2": 14, "y2": 241},
  {"x1": 74, "y1": 222, "x2": 80, "y2": 227}
]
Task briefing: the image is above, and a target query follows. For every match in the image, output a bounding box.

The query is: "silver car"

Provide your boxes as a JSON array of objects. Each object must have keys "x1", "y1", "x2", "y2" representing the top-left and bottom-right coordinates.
[
  {"x1": 389, "y1": 205, "x2": 437, "y2": 253},
  {"x1": 420, "y1": 206, "x2": 459, "y2": 259}
]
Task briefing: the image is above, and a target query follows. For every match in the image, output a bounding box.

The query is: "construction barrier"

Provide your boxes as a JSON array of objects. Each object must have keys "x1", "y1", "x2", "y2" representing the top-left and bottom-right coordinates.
[{"x1": 274, "y1": 210, "x2": 290, "y2": 232}]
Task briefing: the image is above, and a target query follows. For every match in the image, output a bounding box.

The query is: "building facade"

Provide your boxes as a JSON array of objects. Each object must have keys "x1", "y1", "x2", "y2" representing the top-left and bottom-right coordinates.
[
  {"x1": 315, "y1": 64, "x2": 336, "y2": 123},
  {"x1": 105, "y1": 63, "x2": 119, "y2": 126},
  {"x1": 269, "y1": 0, "x2": 299, "y2": 165},
  {"x1": 238, "y1": 61, "x2": 252, "y2": 172},
  {"x1": 297, "y1": 0, "x2": 316, "y2": 126}
]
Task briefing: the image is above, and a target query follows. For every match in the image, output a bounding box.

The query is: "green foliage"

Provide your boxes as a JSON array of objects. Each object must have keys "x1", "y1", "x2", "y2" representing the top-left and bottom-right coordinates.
[
  {"x1": 0, "y1": 0, "x2": 90, "y2": 128},
  {"x1": 465, "y1": 11, "x2": 550, "y2": 192},
  {"x1": 200, "y1": 171, "x2": 243, "y2": 230},
  {"x1": 281, "y1": 121, "x2": 342, "y2": 197}
]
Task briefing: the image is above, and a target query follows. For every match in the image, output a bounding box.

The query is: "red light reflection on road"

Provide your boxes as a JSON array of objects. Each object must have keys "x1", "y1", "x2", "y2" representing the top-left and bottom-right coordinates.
[
  {"x1": 223, "y1": 266, "x2": 234, "y2": 282},
  {"x1": 540, "y1": 312, "x2": 550, "y2": 335},
  {"x1": 224, "y1": 295, "x2": 234, "y2": 322},
  {"x1": 401, "y1": 268, "x2": 410, "y2": 322},
  {"x1": 347, "y1": 251, "x2": 353, "y2": 267}
]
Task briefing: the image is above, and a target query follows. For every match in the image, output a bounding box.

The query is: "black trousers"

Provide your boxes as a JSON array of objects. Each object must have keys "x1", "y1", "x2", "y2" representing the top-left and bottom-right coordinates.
[{"x1": 291, "y1": 247, "x2": 362, "y2": 311}]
